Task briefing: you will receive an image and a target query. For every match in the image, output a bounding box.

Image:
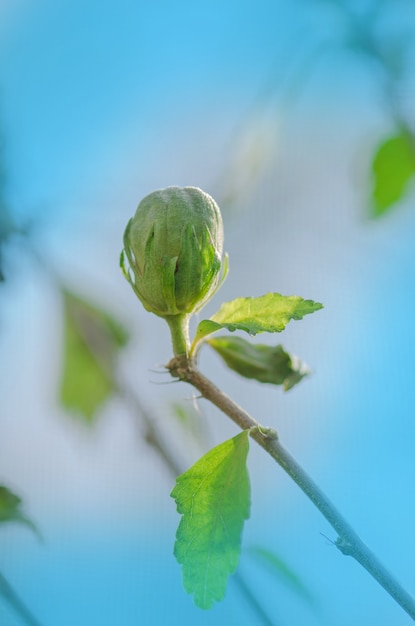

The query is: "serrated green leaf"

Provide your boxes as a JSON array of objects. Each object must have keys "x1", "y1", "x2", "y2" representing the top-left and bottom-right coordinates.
[
  {"x1": 192, "y1": 293, "x2": 323, "y2": 352},
  {"x1": 372, "y1": 132, "x2": 415, "y2": 217},
  {"x1": 171, "y1": 430, "x2": 251, "y2": 609},
  {"x1": 208, "y1": 336, "x2": 309, "y2": 390},
  {"x1": 191, "y1": 319, "x2": 223, "y2": 351},
  {"x1": 0, "y1": 486, "x2": 40, "y2": 538},
  {"x1": 212, "y1": 293, "x2": 323, "y2": 333},
  {"x1": 60, "y1": 290, "x2": 129, "y2": 423}
]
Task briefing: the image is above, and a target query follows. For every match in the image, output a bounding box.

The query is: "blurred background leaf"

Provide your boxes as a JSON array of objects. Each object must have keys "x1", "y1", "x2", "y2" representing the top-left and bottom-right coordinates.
[
  {"x1": 371, "y1": 132, "x2": 415, "y2": 217},
  {"x1": 247, "y1": 546, "x2": 315, "y2": 607},
  {"x1": 169, "y1": 400, "x2": 212, "y2": 452},
  {"x1": 60, "y1": 289, "x2": 129, "y2": 423},
  {"x1": 0, "y1": 485, "x2": 39, "y2": 539}
]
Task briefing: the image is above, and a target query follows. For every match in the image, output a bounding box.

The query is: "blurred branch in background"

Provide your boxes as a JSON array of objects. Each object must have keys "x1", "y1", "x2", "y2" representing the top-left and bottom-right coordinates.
[
  {"x1": 0, "y1": 128, "x2": 17, "y2": 284},
  {"x1": 0, "y1": 487, "x2": 43, "y2": 626},
  {"x1": 0, "y1": 108, "x2": 44, "y2": 625},
  {"x1": 0, "y1": 571, "x2": 43, "y2": 626}
]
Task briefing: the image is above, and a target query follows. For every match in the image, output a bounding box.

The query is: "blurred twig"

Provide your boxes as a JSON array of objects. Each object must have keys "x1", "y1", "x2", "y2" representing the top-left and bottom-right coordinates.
[{"x1": 0, "y1": 571, "x2": 44, "y2": 626}]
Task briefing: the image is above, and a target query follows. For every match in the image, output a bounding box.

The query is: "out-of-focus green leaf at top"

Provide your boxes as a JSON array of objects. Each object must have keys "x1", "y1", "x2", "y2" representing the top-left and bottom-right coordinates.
[
  {"x1": 191, "y1": 293, "x2": 323, "y2": 352},
  {"x1": 171, "y1": 430, "x2": 251, "y2": 609},
  {"x1": 372, "y1": 132, "x2": 415, "y2": 217},
  {"x1": 208, "y1": 336, "x2": 309, "y2": 390},
  {"x1": 0, "y1": 486, "x2": 40, "y2": 538},
  {"x1": 60, "y1": 290, "x2": 129, "y2": 423}
]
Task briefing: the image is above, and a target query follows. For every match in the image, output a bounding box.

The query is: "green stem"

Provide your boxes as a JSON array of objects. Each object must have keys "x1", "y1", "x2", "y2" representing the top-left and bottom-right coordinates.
[
  {"x1": 167, "y1": 356, "x2": 415, "y2": 622},
  {"x1": 165, "y1": 314, "x2": 191, "y2": 357}
]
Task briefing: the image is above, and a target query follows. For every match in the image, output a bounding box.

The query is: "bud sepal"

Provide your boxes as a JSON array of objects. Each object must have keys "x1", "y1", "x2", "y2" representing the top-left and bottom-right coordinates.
[{"x1": 121, "y1": 186, "x2": 227, "y2": 356}]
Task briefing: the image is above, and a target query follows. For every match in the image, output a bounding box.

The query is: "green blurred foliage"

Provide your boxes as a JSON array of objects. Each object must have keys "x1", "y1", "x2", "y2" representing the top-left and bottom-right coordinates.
[
  {"x1": 371, "y1": 132, "x2": 415, "y2": 217},
  {"x1": 0, "y1": 485, "x2": 39, "y2": 538},
  {"x1": 60, "y1": 290, "x2": 129, "y2": 423},
  {"x1": 248, "y1": 546, "x2": 315, "y2": 606},
  {"x1": 169, "y1": 400, "x2": 211, "y2": 452}
]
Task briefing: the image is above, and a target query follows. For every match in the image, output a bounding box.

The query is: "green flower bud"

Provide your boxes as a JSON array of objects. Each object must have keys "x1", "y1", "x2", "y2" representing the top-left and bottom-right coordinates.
[{"x1": 121, "y1": 186, "x2": 227, "y2": 327}]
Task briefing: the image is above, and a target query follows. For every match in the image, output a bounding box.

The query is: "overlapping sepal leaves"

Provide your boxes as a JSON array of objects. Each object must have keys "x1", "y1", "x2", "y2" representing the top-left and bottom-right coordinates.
[
  {"x1": 170, "y1": 430, "x2": 250, "y2": 609},
  {"x1": 121, "y1": 187, "x2": 228, "y2": 318}
]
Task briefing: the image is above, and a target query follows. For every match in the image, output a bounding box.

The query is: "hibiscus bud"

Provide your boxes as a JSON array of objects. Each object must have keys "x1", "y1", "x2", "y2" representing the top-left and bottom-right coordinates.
[{"x1": 121, "y1": 186, "x2": 226, "y2": 322}]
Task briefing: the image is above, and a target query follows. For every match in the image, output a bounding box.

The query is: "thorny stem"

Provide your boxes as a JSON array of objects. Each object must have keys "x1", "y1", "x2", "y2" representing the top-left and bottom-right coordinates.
[{"x1": 167, "y1": 355, "x2": 415, "y2": 622}]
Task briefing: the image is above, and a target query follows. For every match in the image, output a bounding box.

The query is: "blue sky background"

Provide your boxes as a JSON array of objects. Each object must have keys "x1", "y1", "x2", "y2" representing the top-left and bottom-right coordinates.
[{"x1": 1, "y1": 1, "x2": 415, "y2": 625}]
